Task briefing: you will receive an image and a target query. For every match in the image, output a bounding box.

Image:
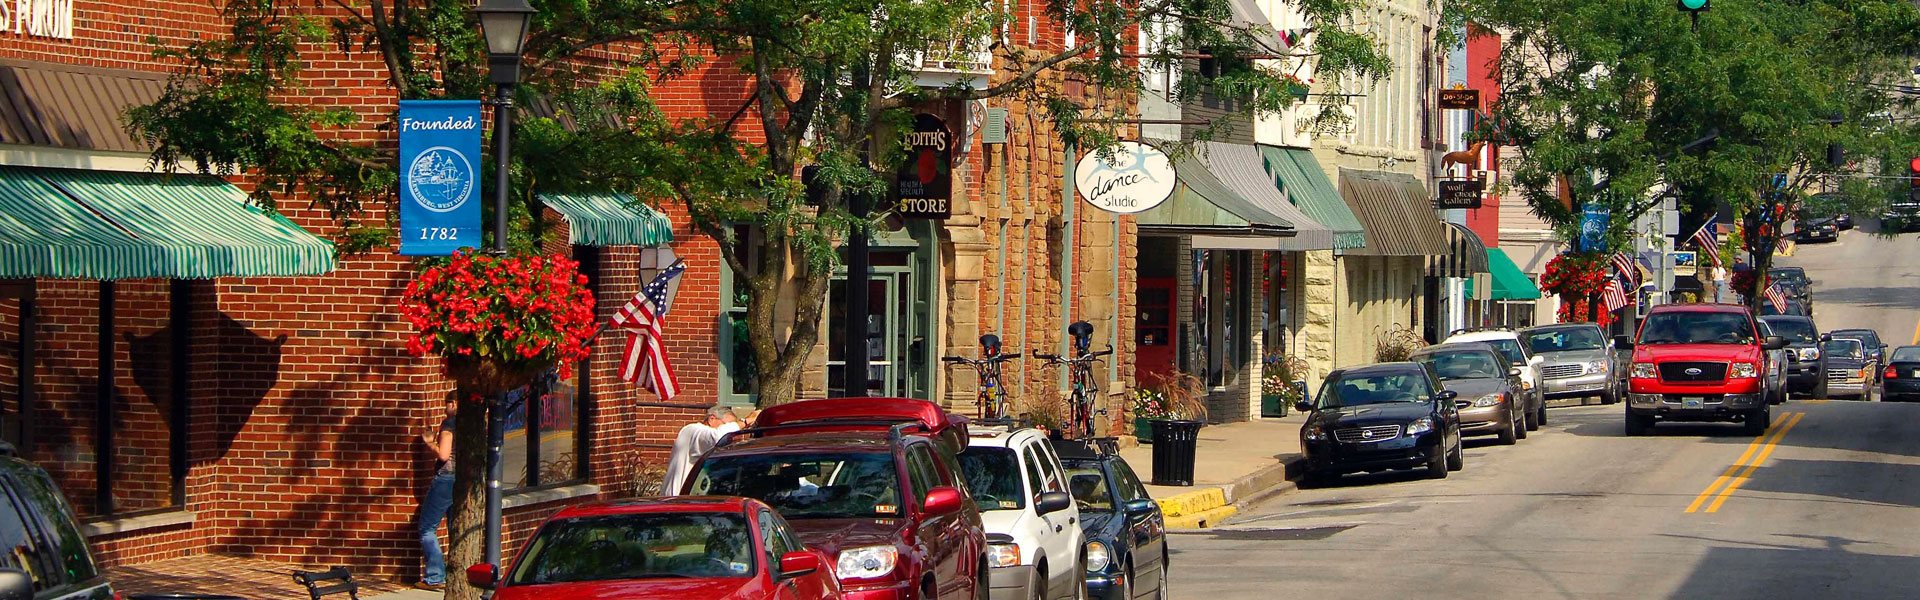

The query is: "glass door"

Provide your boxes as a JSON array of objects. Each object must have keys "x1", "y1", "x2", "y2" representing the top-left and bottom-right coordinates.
[{"x1": 828, "y1": 275, "x2": 899, "y2": 397}]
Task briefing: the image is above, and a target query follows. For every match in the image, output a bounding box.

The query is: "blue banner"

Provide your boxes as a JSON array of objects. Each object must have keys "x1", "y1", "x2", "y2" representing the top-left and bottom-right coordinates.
[
  {"x1": 398, "y1": 100, "x2": 483, "y2": 256},
  {"x1": 1579, "y1": 204, "x2": 1610, "y2": 253}
]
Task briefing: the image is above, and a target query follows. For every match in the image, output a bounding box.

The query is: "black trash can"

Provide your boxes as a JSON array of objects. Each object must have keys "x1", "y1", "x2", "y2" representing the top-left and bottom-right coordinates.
[{"x1": 1150, "y1": 419, "x2": 1204, "y2": 486}]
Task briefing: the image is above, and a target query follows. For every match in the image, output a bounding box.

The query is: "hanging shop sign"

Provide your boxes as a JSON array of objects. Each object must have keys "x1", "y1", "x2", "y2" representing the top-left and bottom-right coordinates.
[
  {"x1": 1670, "y1": 251, "x2": 1698, "y2": 277},
  {"x1": 1438, "y1": 88, "x2": 1480, "y2": 110},
  {"x1": 1075, "y1": 141, "x2": 1175, "y2": 214},
  {"x1": 0, "y1": 0, "x2": 75, "y2": 40},
  {"x1": 397, "y1": 100, "x2": 484, "y2": 256},
  {"x1": 895, "y1": 113, "x2": 953, "y2": 220},
  {"x1": 1434, "y1": 179, "x2": 1485, "y2": 209}
]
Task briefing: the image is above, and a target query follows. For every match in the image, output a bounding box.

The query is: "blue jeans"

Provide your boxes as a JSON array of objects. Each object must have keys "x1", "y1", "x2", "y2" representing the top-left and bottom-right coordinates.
[{"x1": 417, "y1": 472, "x2": 455, "y2": 585}]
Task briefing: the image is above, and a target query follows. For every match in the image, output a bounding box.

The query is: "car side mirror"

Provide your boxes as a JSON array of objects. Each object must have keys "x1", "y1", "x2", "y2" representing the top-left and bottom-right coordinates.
[
  {"x1": 1613, "y1": 335, "x2": 1634, "y2": 350},
  {"x1": 778, "y1": 551, "x2": 821, "y2": 580},
  {"x1": 1124, "y1": 498, "x2": 1159, "y2": 514},
  {"x1": 1036, "y1": 491, "x2": 1074, "y2": 516},
  {"x1": 1434, "y1": 390, "x2": 1459, "y2": 402},
  {"x1": 924, "y1": 486, "x2": 964, "y2": 516},
  {"x1": 1821, "y1": 333, "x2": 1833, "y2": 342},
  {"x1": 1765, "y1": 336, "x2": 1788, "y2": 350},
  {"x1": 1509, "y1": 367, "x2": 1523, "y2": 378},
  {"x1": 465, "y1": 563, "x2": 498, "y2": 591},
  {"x1": 1294, "y1": 401, "x2": 1314, "y2": 413},
  {"x1": 0, "y1": 569, "x2": 30, "y2": 600}
]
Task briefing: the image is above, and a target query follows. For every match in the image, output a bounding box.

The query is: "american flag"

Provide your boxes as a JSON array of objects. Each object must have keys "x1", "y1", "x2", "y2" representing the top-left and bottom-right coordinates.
[
  {"x1": 1691, "y1": 216, "x2": 1723, "y2": 269},
  {"x1": 1611, "y1": 252, "x2": 1641, "y2": 288},
  {"x1": 1602, "y1": 276, "x2": 1630, "y2": 313},
  {"x1": 612, "y1": 261, "x2": 687, "y2": 400},
  {"x1": 1764, "y1": 280, "x2": 1789, "y2": 313}
]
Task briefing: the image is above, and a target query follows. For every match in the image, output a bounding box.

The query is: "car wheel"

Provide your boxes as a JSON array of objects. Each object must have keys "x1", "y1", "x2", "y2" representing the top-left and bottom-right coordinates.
[
  {"x1": 1514, "y1": 404, "x2": 1529, "y2": 440},
  {"x1": 1816, "y1": 379, "x2": 1829, "y2": 400},
  {"x1": 1601, "y1": 386, "x2": 1618, "y2": 405},
  {"x1": 1155, "y1": 554, "x2": 1171, "y2": 600},
  {"x1": 1745, "y1": 406, "x2": 1770, "y2": 436},
  {"x1": 977, "y1": 560, "x2": 992, "y2": 600},
  {"x1": 1498, "y1": 412, "x2": 1519, "y2": 445},
  {"x1": 1426, "y1": 446, "x2": 1449, "y2": 479},
  {"x1": 1523, "y1": 400, "x2": 1540, "y2": 432},
  {"x1": 1625, "y1": 412, "x2": 1653, "y2": 436},
  {"x1": 1446, "y1": 440, "x2": 1464, "y2": 471},
  {"x1": 1071, "y1": 566, "x2": 1087, "y2": 600},
  {"x1": 1029, "y1": 565, "x2": 1047, "y2": 600}
]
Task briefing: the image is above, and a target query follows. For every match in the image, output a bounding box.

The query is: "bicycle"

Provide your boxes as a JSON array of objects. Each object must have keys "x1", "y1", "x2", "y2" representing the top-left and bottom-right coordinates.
[
  {"x1": 942, "y1": 334, "x2": 1021, "y2": 420},
  {"x1": 1034, "y1": 321, "x2": 1113, "y2": 439}
]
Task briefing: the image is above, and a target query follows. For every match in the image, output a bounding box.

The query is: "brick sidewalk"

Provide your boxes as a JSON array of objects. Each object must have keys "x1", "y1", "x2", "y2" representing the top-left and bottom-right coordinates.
[{"x1": 107, "y1": 555, "x2": 412, "y2": 600}]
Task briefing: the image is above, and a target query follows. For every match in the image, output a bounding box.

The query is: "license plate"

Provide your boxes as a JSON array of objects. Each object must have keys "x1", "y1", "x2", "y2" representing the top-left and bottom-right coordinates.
[{"x1": 1683, "y1": 397, "x2": 1704, "y2": 409}]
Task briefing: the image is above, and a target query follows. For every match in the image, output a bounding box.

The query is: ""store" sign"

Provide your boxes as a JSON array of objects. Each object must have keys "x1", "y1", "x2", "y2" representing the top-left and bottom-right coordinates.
[{"x1": 0, "y1": 0, "x2": 76, "y2": 41}]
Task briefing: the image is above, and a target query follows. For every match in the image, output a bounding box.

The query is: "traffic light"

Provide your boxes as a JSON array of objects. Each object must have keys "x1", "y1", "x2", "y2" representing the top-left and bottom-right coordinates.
[
  {"x1": 1909, "y1": 157, "x2": 1920, "y2": 189},
  {"x1": 1677, "y1": 0, "x2": 1709, "y2": 11}
]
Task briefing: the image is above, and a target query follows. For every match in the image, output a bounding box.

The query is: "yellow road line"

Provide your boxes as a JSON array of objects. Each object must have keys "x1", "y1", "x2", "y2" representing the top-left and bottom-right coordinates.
[
  {"x1": 1704, "y1": 412, "x2": 1807, "y2": 513},
  {"x1": 1912, "y1": 316, "x2": 1920, "y2": 345},
  {"x1": 1684, "y1": 412, "x2": 1800, "y2": 513},
  {"x1": 1805, "y1": 399, "x2": 1828, "y2": 405}
]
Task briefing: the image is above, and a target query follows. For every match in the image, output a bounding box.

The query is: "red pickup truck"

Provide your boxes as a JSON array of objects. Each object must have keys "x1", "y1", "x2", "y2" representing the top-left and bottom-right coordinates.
[{"x1": 1617, "y1": 303, "x2": 1788, "y2": 436}]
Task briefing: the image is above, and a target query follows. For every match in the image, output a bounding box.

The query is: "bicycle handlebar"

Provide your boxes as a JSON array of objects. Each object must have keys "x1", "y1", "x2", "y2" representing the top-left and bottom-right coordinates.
[{"x1": 941, "y1": 356, "x2": 969, "y2": 363}]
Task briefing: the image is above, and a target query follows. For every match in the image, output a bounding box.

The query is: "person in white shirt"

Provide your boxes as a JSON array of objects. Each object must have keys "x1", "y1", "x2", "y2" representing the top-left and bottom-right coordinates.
[{"x1": 662, "y1": 406, "x2": 739, "y2": 495}]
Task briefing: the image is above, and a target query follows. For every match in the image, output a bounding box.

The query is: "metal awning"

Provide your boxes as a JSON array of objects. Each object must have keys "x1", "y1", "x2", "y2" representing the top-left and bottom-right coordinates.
[
  {"x1": 1136, "y1": 148, "x2": 1297, "y2": 245},
  {"x1": 1337, "y1": 169, "x2": 1452, "y2": 257},
  {"x1": 540, "y1": 193, "x2": 675, "y2": 247},
  {"x1": 1258, "y1": 145, "x2": 1366, "y2": 250},
  {"x1": 1428, "y1": 222, "x2": 1491, "y2": 277},
  {"x1": 1191, "y1": 142, "x2": 1333, "y2": 250},
  {"x1": 0, "y1": 166, "x2": 335, "y2": 280},
  {"x1": 0, "y1": 59, "x2": 166, "y2": 153}
]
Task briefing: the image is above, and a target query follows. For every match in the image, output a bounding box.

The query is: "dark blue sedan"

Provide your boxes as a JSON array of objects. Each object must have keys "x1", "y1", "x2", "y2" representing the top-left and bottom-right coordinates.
[{"x1": 1054, "y1": 439, "x2": 1170, "y2": 600}]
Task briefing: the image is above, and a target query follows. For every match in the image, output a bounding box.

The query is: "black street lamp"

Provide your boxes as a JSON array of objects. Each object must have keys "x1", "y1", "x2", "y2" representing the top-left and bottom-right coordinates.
[{"x1": 473, "y1": 0, "x2": 533, "y2": 592}]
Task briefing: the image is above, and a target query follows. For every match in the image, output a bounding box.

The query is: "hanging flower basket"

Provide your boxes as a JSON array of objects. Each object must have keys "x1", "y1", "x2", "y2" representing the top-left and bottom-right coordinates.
[
  {"x1": 401, "y1": 249, "x2": 599, "y2": 397},
  {"x1": 1541, "y1": 253, "x2": 1609, "y2": 323}
]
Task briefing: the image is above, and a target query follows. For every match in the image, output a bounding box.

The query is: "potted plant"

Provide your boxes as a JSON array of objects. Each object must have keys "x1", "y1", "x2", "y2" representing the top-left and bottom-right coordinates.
[
  {"x1": 1128, "y1": 387, "x2": 1170, "y2": 442},
  {"x1": 1262, "y1": 354, "x2": 1309, "y2": 417},
  {"x1": 400, "y1": 249, "x2": 600, "y2": 395}
]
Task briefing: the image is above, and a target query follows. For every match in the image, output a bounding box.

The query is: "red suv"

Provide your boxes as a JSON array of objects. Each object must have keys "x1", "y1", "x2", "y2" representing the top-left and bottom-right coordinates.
[
  {"x1": 1619, "y1": 303, "x2": 1787, "y2": 435},
  {"x1": 685, "y1": 398, "x2": 988, "y2": 599}
]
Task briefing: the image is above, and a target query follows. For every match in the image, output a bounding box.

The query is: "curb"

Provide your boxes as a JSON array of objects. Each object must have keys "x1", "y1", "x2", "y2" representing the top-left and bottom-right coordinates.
[{"x1": 1156, "y1": 453, "x2": 1307, "y2": 530}]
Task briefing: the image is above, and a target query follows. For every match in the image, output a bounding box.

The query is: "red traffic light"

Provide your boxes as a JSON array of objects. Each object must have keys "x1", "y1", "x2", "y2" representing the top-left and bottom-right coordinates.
[{"x1": 1910, "y1": 157, "x2": 1920, "y2": 173}]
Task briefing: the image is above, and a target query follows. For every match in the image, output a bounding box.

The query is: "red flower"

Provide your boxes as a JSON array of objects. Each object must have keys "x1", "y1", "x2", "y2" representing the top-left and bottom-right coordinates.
[{"x1": 398, "y1": 248, "x2": 600, "y2": 378}]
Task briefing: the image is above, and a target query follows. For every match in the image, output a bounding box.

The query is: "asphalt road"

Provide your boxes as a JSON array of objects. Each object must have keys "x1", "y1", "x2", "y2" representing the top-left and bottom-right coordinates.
[{"x1": 1169, "y1": 225, "x2": 1920, "y2": 599}]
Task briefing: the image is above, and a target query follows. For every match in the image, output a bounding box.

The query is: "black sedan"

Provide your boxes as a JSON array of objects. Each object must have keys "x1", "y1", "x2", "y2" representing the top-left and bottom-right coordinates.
[
  {"x1": 1055, "y1": 439, "x2": 1169, "y2": 600},
  {"x1": 1798, "y1": 218, "x2": 1839, "y2": 243},
  {"x1": 1883, "y1": 346, "x2": 1920, "y2": 402},
  {"x1": 1297, "y1": 362, "x2": 1464, "y2": 482}
]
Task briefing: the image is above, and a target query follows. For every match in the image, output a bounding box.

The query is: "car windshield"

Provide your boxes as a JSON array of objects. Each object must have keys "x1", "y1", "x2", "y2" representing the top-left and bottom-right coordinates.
[
  {"x1": 1484, "y1": 339, "x2": 1527, "y2": 364},
  {"x1": 689, "y1": 452, "x2": 902, "y2": 519},
  {"x1": 1525, "y1": 328, "x2": 1604, "y2": 353},
  {"x1": 508, "y1": 513, "x2": 754, "y2": 584},
  {"x1": 1759, "y1": 318, "x2": 1817, "y2": 344},
  {"x1": 1637, "y1": 312, "x2": 1756, "y2": 345},
  {"x1": 1315, "y1": 372, "x2": 1433, "y2": 409},
  {"x1": 1063, "y1": 462, "x2": 1114, "y2": 512},
  {"x1": 1892, "y1": 347, "x2": 1920, "y2": 362},
  {"x1": 957, "y1": 447, "x2": 1024, "y2": 511},
  {"x1": 1823, "y1": 339, "x2": 1864, "y2": 359},
  {"x1": 1835, "y1": 332, "x2": 1879, "y2": 347},
  {"x1": 1415, "y1": 351, "x2": 1504, "y2": 381},
  {"x1": 1768, "y1": 269, "x2": 1807, "y2": 284}
]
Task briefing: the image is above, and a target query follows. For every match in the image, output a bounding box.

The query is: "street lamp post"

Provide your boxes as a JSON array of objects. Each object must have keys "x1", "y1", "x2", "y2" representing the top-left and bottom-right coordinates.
[{"x1": 473, "y1": 0, "x2": 534, "y2": 591}]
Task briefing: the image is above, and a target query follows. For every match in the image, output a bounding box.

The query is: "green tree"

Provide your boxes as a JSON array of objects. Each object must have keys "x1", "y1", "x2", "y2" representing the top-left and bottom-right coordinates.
[{"x1": 1450, "y1": 0, "x2": 1920, "y2": 310}]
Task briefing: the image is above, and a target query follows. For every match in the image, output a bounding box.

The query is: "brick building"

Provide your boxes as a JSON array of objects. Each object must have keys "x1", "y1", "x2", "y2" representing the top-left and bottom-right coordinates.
[{"x1": 0, "y1": 0, "x2": 1134, "y2": 583}]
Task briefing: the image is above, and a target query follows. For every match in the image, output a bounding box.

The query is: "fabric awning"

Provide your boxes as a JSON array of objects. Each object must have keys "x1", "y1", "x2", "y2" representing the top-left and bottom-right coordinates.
[
  {"x1": 1191, "y1": 142, "x2": 1332, "y2": 250},
  {"x1": 1467, "y1": 248, "x2": 1542, "y2": 300},
  {"x1": 1337, "y1": 169, "x2": 1451, "y2": 257},
  {"x1": 0, "y1": 166, "x2": 335, "y2": 280},
  {"x1": 1258, "y1": 145, "x2": 1365, "y2": 250},
  {"x1": 1428, "y1": 222, "x2": 1491, "y2": 278},
  {"x1": 1136, "y1": 148, "x2": 1296, "y2": 243},
  {"x1": 540, "y1": 193, "x2": 675, "y2": 247}
]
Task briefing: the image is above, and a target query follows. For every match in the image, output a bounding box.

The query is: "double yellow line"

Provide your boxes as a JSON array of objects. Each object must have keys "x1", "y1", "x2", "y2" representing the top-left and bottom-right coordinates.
[{"x1": 1685, "y1": 412, "x2": 1806, "y2": 514}]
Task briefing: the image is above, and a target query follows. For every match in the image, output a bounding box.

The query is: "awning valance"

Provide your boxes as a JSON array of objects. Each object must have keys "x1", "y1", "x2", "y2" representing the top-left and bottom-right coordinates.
[
  {"x1": 1258, "y1": 145, "x2": 1366, "y2": 250},
  {"x1": 1428, "y1": 222, "x2": 1491, "y2": 278},
  {"x1": 1337, "y1": 169, "x2": 1451, "y2": 257},
  {"x1": 540, "y1": 193, "x2": 675, "y2": 247},
  {"x1": 0, "y1": 166, "x2": 335, "y2": 280},
  {"x1": 1136, "y1": 148, "x2": 1296, "y2": 242},
  {"x1": 1191, "y1": 142, "x2": 1333, "y2": 250},
  {"x1": 1467, "y1": 248, "x2": 1542, "y2": 300}
]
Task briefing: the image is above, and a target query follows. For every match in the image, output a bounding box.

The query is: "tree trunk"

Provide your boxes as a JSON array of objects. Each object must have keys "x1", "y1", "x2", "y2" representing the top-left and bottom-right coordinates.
[{"x1": 444, "y1": 394, "x2": 489, "y2": 600}]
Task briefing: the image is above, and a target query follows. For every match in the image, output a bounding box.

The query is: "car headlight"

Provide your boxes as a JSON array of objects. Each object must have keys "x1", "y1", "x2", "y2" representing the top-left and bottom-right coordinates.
[
  {"x1": 1473, "y1": 393, "x2": 1503, "y2": 407},
  {"x1": 836, "y1": 545, "x2": 899, "y2": 580},
  {"x1": 1799, "y1": 347, "x2": 1820, "y2": 360},
  {"x1": 1588, "y1": 361, "x2": 1609, "y2": 374},
  {"x1": 1303, "y1": 426, "x2": 1327, "y2": 441},
  {"x1": 1730, "y1": 362, "x2": 1759, "y2": 378},
  {"x1": 1631, "y1": 363, "x2": 1657, "y2": 379},
  {"x1": 1405, "y1": 417, "x2": 1435, "y2": 435},
  {"x1": 986, "y1": 543, "x2": 1021, "y2": 568},
  {"x1": 1085, "y1": 541, "x2": 1111, "y2": 572}
]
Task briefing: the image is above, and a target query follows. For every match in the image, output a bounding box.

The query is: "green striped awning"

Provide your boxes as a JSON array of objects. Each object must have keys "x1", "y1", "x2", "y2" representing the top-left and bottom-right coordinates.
[
  {"x1": 539, "y1": 193, "x2": 674, "y2": 247},
  {"x1": 1259, "y1": 145, "x2": 1367, "y2": 250},
  {"x1": 0, "y1": 166, "x2": 335, "y2": 280}
]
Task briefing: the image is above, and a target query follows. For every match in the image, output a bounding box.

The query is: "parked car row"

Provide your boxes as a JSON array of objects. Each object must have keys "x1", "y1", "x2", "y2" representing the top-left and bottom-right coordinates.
[{"x1": 464, "y1": 397, "x2": 1168, "y2": 600}]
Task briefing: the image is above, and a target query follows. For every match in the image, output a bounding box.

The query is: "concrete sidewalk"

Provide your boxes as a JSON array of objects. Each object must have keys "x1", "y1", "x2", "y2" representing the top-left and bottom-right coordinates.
[{"x1": 1121, "y1": 414, "x2": 1309, "y2": 530}]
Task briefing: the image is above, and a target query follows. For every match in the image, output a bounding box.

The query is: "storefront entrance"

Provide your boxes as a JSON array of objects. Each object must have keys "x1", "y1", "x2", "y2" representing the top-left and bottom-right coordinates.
[{"x1": 825, "y1": 223, "x2": 937, "y2": 399}]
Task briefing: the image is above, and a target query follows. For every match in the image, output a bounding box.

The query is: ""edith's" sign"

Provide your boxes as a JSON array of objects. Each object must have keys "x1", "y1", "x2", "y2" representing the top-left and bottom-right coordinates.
[{"x1": 0, "y1": 0, "x2": 76, "y2": 40}]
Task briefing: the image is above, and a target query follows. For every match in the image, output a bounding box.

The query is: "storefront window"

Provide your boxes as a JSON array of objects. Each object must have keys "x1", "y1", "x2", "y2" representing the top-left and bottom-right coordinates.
[
  {"x1": 1, "y1": 287, "x2": 21, "y2": 450},
  {"x1": 502, "y1": 370, "x2": 586, "y2": 490}
]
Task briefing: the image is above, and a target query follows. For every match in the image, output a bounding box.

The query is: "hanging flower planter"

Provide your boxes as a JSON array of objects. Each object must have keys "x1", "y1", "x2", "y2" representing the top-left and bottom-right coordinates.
[
  {"x1": 1541, "y1": 253, "x2": 1609, "y2": 324},
  {"x1": 401, "y1": 249, "x2": 599, "y2": 396}
]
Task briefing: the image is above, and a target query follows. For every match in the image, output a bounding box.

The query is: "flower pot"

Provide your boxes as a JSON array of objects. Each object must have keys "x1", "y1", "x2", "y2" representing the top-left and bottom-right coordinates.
[
  {"x1": 1261, "y1": 394, "x2": 1289, "y2": 418},
  {"x1": 446, "y1": 355, "x2": 548, "y2": 396},
  {"x1": 1133, "y1": 416, "x2": 1156, "y2": 443}
]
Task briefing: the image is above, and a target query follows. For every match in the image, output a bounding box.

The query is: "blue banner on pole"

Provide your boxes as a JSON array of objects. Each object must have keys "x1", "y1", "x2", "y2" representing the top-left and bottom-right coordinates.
[
  {"x1": 1580, "y1": 204, "x2": 1610, "y2": 253},
  {"x1": 398, "y1": 100, "x2": 484, "y2": 256}
]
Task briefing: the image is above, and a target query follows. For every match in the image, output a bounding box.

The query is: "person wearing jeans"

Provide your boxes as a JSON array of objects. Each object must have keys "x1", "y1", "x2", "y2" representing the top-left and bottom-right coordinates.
[{"x1": 416, "y1": 398, "x2": 457, "y2": 590}]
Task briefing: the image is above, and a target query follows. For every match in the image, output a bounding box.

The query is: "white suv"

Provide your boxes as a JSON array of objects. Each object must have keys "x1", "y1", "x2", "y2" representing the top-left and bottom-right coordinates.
[
  {"x1": 960, "y1": 426, "x2": 1085, "y2": 600},
  {"x1": 1444, "y1": 328, "x2": 1550, "y2": 431}
]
